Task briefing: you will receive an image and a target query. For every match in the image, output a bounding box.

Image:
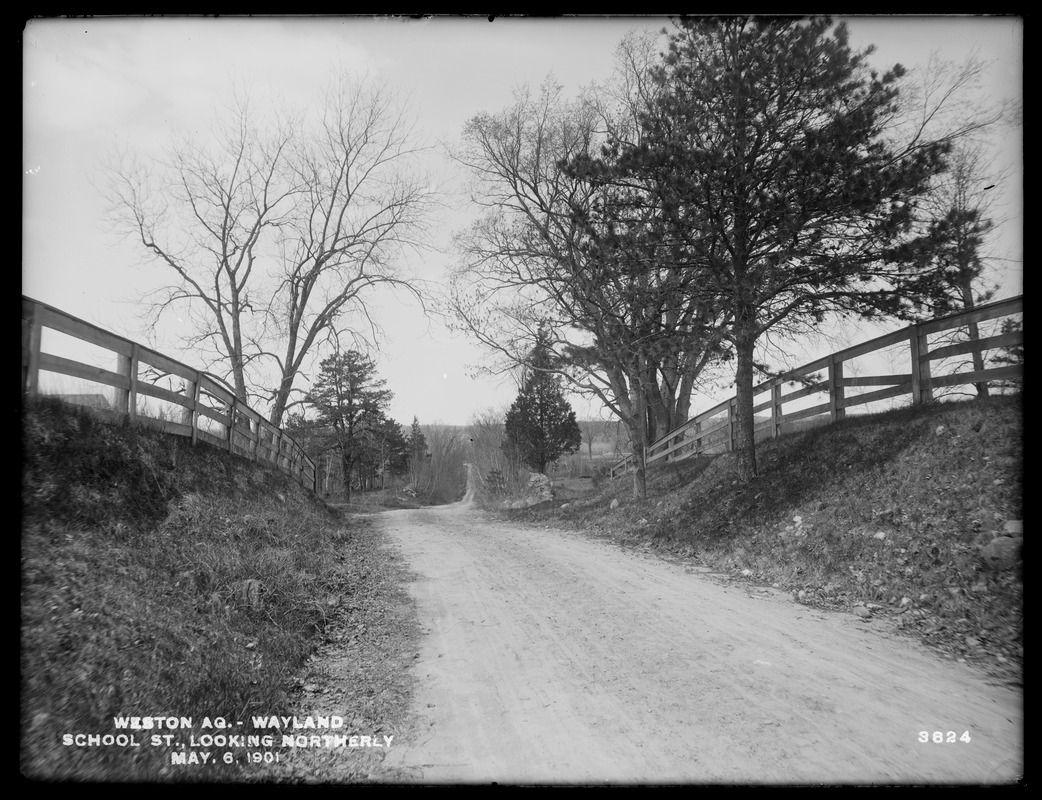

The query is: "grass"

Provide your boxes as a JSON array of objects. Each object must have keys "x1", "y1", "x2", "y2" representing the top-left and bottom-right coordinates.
[
  {"x1": 493, "y1": 393, "x2": 1023, "y2": 681},
  {"x1": 20, "y1": 396, "x2": 415, "y2": 783}
]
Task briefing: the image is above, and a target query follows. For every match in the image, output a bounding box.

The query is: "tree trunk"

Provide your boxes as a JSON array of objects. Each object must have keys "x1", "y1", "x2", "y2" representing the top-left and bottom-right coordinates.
[
  {"x1": 341, "y1": 452, "x2": 353, "y2": 502},
  {"x1": 646, "y1": 371, "x2": 668, "y2": 446},
  {"x1": 628, "y1": 427, "x2": 647, "y2": 500},
  {"x1": 670, "y1": 369, "x2": 695, "y2": 458},
  {"x1": 675, "y1": 370, "x2": 695, "y2": 430},
  {"x1": 230, "y1": 359, "x2": 248, "y2": 405},
  {"x1": 960, "y1": 281, "x2": 989, "y2": 398},
  {"x1": 628, "y1": 385, "x2": 648, "y2": 500},
  {"x1": 269, "y1": 373, "x2": 295, "y2": 426},
  {"x1": 734, "y1": 334, "x2": 758, "y2": 482},
  {"x1": 380, "y1": 435, "x2": 387, "y2": 491},
  {"x1": 226, "y1": 305, "x2": 249, "y2": 404},
  {"x1": 968, "y1": 318, "x2": 989, "y2": 398}
]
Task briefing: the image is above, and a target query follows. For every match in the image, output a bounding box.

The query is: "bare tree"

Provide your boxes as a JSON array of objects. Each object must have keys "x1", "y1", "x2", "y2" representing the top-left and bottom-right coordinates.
[
  {"x1": 104, "y1": 93, "x2": 298, "y2": 403},
  {"x1": 104, "y1": 75, "x2": 436, "y2": 424},
  {"x1": 466, "y1": 407, "x2": 523, "y2": 500},
  {"x1": 880, "y1": 49, "x2": 1018, "y2": 157},
  {"x1": 872, "y1": 46, "x2": 1020, "y2": 400},
  {"x1": 420, "y1": 424, "x2": 467, "y2": 504},
  {"x1": 900, "y1": 140, "x2": 1017, "y2": 398},
  {"x1": 264, "y1": 76, "x2": 437, "y2": 423},
  {"x1": 449, "y1": 56, "x2": 726, "y2": 500}
]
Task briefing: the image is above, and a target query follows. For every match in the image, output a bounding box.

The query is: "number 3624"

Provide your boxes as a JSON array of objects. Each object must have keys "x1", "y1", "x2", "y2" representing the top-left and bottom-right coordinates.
[{"x1": 919, "y1": 731, "x2": 971, "y2": 743}]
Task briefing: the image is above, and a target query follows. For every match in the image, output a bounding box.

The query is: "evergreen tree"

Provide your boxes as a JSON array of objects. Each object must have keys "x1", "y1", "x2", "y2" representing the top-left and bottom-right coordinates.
[
  {"x1": 503, "y1": 342, "x2": 582, "y2": 473},
  {"x1": 305, "y1": 351, "x2": 392, "y2": 501},
  {"x1": 583, "y1": 17, "x2": 951, "y2": 481},
  {"x1": 379, "y1": 418, "x2": 412, "y2": 483},
  {"x1": 407, "y1": 416, "x2": 428, "y2": 487},
  {"x1": 355, "y1": 416, "x2": 410, "y2": 491}
]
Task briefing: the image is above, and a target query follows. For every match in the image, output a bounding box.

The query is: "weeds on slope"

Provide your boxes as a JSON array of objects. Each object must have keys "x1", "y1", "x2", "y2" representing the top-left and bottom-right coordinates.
[{"x1": 20, "y1": 397, "x2": 391, "y2": 782}]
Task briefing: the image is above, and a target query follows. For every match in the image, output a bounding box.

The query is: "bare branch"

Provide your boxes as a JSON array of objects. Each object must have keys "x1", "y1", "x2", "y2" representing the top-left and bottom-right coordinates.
[{"x1": 102, "y1": 72, "x2": 437, "y2": 425}]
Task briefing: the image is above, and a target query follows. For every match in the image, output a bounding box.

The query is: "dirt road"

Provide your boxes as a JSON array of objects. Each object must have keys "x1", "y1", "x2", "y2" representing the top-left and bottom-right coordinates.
[{"x1": 379, "y1": 491, "x2": 1022, "y2": 785}]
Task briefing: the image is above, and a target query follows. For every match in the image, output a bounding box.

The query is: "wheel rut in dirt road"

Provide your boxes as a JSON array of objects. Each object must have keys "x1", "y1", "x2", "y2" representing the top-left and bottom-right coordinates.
[{"x1": 379, "y1": 499, "x2": 1022, "y2": 785}]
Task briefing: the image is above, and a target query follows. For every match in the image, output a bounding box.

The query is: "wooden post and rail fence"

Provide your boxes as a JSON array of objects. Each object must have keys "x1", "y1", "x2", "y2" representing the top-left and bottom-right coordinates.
[
  {"x1": 21, "y1": 295, "x2": 318, "y2": 493},
  {"x1": 610, "y1": 296, "x2": 1024, "y2": 480}
]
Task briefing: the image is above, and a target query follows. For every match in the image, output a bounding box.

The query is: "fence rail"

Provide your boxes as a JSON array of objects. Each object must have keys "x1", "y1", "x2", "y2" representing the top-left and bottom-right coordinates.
[
  {"x1": 21, "y1": 295, "x2": 317, "y2": 493},
  {"x1": 610, "y1": 296, "x2": 1023, "y2": 480}
]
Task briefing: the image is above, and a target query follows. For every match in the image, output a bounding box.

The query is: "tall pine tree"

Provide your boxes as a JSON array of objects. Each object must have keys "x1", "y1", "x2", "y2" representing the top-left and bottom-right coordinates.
[
  {"x1": 407, "y1": 416, "x2": 428, "y2": 488},
  {"x1": 305, "y1": 351, "x2": 393, "y2": 501},
  {"x1": 584, "y1": 17, "x2": 950, "y2": 481}
]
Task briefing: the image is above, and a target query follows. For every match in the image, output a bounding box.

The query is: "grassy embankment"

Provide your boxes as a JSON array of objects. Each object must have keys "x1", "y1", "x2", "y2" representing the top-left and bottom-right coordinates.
[
  {"x1": 498, "y1": 394, "x2": 1023, "y2": 681},
  {"x1": 21, "y1": 396, "x2": 418, "y2": 783}
]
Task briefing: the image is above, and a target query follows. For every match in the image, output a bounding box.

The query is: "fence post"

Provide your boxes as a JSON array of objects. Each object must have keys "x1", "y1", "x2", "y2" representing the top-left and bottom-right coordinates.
[
  {"x1": 770, "y1": 382, "x2": 782, "y2": 439},
  {"x1": 115, "y1": 343, "x2": 139, "y2": 418},
  {"x1": 227, "y1": 400, "x2": 237, "y2": 453},
  {"x1": 180, "y1": 376, "x2": 194, "y2": 428},
  {"x1": 22, "y1": 300, "x2": 42, "y2": 398},
  {"x1": 828, "y1": 355, "x2": 846, "y2": 423},
  {"x1": 966, "y1": 315, "x2": 990, "y2": 397},
  {"x1": 727, "y1": 398, "x2": 737, "y2": 453},
  {"x1": 190, "y1": 371, "x2": 201, "y2": 446},
  {"x1": 250, "y1": 418, "x2": 260, "y2": 462},
  {"x1": 910, "y1": 323, "x2": 934, "y2": 404}
]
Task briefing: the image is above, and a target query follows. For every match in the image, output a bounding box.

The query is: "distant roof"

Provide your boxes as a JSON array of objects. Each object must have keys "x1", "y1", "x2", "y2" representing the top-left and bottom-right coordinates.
[{"x1": 58, "y1": 393, "x2": 112, "y2": 410}]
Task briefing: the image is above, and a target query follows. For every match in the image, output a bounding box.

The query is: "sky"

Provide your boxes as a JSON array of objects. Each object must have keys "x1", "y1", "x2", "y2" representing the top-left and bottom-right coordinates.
[{"x1": 22, "y1": 15, "x2": 1023, "y2": 427}]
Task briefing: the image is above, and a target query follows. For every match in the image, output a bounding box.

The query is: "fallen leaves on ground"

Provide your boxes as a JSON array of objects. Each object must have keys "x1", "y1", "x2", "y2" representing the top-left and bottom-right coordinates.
[{"x1": 249, "y1": 512, "x2": 422, "y2": 784}]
